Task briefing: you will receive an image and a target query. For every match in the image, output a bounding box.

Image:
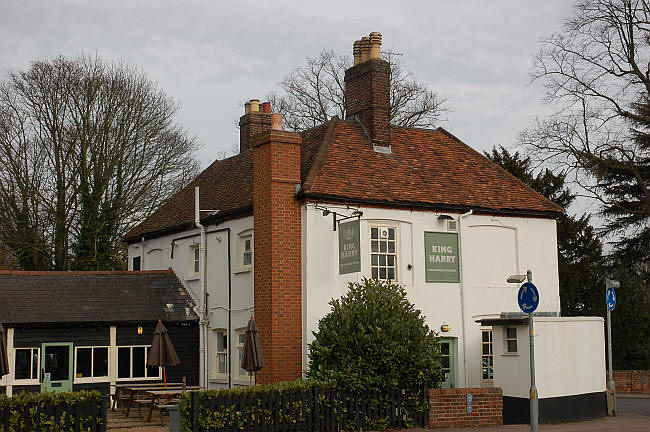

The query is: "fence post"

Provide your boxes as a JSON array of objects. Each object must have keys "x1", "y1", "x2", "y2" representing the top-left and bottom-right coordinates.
[{"x1": 191, "y1": 391, "x2": 200, "y2": 432}]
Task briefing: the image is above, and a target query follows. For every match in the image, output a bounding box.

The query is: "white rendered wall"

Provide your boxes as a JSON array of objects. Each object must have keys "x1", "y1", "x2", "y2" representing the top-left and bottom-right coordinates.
[
  {"x1": 302, "y1": 205, "x2": 560, "y2": 388},
  {"x1": 492, "y1": 317, "x2": 605, "y2": 398},
  {"x1": 127, "y1": 216, "x2": 255, "y2": 389}
]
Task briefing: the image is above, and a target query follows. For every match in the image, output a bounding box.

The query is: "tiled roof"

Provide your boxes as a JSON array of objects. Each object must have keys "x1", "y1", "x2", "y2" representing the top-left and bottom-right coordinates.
[
  {"x1": 125, "y1": 118, "x2": 562, "y2": 242},
  {"x1": 0, "y1": 270, "x2": 197, "y2": 325}
]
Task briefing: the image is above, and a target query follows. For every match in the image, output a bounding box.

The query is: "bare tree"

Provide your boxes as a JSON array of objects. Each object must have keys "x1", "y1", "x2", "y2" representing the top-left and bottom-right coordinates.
[
  {"x1": 0, "y1": 55, "x2": 199, "y2": 270},
  {"x1": 267, "y1": 49, "x2": 447, "y2": 132},
  {"x1": 524, "y1": 0, "x2": 650, "y2": 255}
]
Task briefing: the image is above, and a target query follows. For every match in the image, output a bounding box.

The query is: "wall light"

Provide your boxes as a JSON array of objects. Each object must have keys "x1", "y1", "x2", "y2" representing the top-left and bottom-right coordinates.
[
  {"x1": 437, "y1": 215, "x2": 454, "y2": 221},
  {"x1": 440, "y1": 324, "x2": 451, "y2": 332},
  {"x1": 137, "y1": 326, "x2": 143, "y2": 335}
]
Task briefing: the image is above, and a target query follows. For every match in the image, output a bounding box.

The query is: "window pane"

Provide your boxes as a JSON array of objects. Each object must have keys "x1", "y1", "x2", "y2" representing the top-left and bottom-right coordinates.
[
  {"x1": 238, "y1": 348, "x2": 246, "y2": 376},
  {"x1": 388, "y1": 229, "x2": 395, "y2": 240},
  {"x1": 507, "y1": 340, "x2": 517, "y2": 353},
  {"x1": 132, "y1": 347, "x2": 145, "y2": 377},
  {"x1": 93, "y1": 348, "x2": 108, "y2": 377},
  {"x1": 132, "y1": 256, "x2": 141, "y2": 271},
  {"x1": 442, "y1": 356, "x2": 450, "y2": 368},
  {"x1": 483, "y1": 368, "x2": 489, "y2": 379},
  {"x1": 217, "y1": 353, "x2": 227, "y2": 374},
  {"x1": 371, "y1": 254, "x2": 378, "y2": 266},
  {"x1": 482, "y1": 344, "x2": 489, "y2": 355},
  {"x1": 44, "y1": 345, "x2": 69, "y2": 381},
  {"x1": 482, "y1": 331, "x2": 489, "y2": 342},
  {"x1": 387, "y1": 255, "x2": 394, "y2": 266},
  {"x1": 441, "y1": 343, "x2": 449, "y2": 355},
  {"x1": 118, "y1": 348, "x2": 130, "y2": 378},
  {"x1": 379, "y1": 242, "x2": 387, "y2": 253},
  {"x1": 243, "y1": 252, "x2": 252, "y2": 266},
  {"x1": 372, "y1": 268, "x2": 378, "y2": 279},
  {"x1": 217, "y1": 332, "x2": 225, "y2": 352},
  {"x1": 371, "y1": 241, "x2": 378, "y2": 252},
  {"x1": 147, "y1": 366, "x2": 159, "y2": 377},
  {"x1": 239, "y1": 333, "x2": 246, "y2": 344},
  {"x1": 244, "y1": 239, "x2": 251, "y2": 251},
  {"x1": 76, "y1": 348, "x2": 92, "y2": 378},
  {"x1": 387, "y1": 242, "x2": 395, "y2": 253},
  {"x1": 379, "y1": 268, "x2": 386, "y2": 279},
  {"x1": 379, "y1": 255, "x2": 386, "y2": 266},
  {"x1": 371, "y1": 228, "x2": 378, "y2": 239},
  {"x1": 15, "y1": 349, "x2": 30, "y2": 380},
  {"x1": 506, "y1": 328, "x2": 517, "y2": 339},
  {"x1": 387, "y1": 268, "x2": 395, "y2": 280}
]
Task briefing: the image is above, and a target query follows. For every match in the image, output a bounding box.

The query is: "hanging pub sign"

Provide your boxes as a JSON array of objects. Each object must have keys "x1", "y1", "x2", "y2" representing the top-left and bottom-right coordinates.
[
  {"x1": 424, "y1": 232, "x2": 460, "y2": 282},
  {"x1": 339, "y1": 219, "x2": 361, "y2": 274}
]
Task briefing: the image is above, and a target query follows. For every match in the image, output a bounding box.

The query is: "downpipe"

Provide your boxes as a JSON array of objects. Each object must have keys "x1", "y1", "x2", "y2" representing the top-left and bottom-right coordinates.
[
  {"x1": 457, "y1": 209, "x2": 473, "y2": 387},
  {"x1": 195, "y1": 187, "x2": 209, "y2": 388}
]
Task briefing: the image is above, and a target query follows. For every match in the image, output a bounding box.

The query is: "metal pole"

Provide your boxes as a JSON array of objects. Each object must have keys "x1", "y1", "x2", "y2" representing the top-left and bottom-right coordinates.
[
  {"x1": 606, "y1": 280, "x2": 616, "y2": 415},
  {"x1": 527, "y1": 270, "x2": 538, "y2": 432}
]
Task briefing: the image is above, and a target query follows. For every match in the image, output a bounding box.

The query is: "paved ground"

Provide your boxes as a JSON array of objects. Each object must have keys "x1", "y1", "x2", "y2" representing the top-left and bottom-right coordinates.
[{"x1": 107, "y1": 408, "x2": 168, "y2": 431}]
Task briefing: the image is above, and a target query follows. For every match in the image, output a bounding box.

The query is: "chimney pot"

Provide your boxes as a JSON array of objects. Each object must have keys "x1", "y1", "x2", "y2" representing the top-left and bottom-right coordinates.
[
  {"x1": 245, "y1": 102, "x2": 251, "y2": 114},
  {"x1": 250, "y1": 99, "x2": 260, "y2": 112},
  {"x1": 360, "y1": 37, "x2": 371, "y2": 63},
  {"x1": 369, "y1": 32, "x2": 382, "y2": 60},
  {"x1": 262, "y1": 101, "x2": 271, "y2": 113},
  {"x1": 271, "y1": 113, "x2": 283, "y2": 130},
  {"x1": 353, "y1": 40, "x2": 362, "y2": 65}
]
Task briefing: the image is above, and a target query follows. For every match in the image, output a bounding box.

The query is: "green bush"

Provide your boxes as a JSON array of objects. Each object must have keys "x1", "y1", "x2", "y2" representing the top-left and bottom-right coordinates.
[
  {"x1": 0, "y1": 390, "x2": 103, "y2": 431},
  {"x1": 307, "y1": 278, "x2": 442, "y2": 391}
]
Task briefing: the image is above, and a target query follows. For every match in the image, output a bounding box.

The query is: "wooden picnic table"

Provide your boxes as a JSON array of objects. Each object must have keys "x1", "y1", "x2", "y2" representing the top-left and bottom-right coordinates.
[
  {"x1": 112, "y1": 382, "x2": 182, "y2": 411},
  {"x1": 124, "y1": 384, "x2": 197, "y2": 417},
  {"x1": 144, "y1": 389, "x2": 198, "y2": 422}
]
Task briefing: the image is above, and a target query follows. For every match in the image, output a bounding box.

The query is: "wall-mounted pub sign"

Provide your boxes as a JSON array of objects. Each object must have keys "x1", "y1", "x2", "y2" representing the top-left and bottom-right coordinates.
[
  {"x1": 339, "y1": 219, "x2": 361, "y2": 274},
  {"x1": 424, "y1": 232, "x2": 460, "y2": 282}
]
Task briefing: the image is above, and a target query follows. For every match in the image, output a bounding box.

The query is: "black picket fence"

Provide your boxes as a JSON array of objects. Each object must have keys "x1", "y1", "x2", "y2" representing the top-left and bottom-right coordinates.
[
  {"x1": 0, "y1": 395, "x2": 107, "y2": 432},
  {"x1": 185, "y1": 386, "x2": 428, "y2": 432}
]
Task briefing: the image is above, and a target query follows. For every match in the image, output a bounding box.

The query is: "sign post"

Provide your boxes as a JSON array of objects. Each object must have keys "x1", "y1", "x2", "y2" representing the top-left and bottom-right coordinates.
[
  {"x1": 605, "y1": 279, "x2": 619, "y2": 416},
  {"x1": 517, "y1": 270, "x2": 539, "y2": 432}
]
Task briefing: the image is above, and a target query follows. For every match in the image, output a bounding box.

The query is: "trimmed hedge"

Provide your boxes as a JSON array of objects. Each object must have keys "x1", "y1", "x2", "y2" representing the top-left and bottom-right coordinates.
[
  {"x1": 0, "y1": 390, "x2": 105, "y2": 432},
  {"x1": 179, "y1": 379, "x2": 428, "y2": 431}
]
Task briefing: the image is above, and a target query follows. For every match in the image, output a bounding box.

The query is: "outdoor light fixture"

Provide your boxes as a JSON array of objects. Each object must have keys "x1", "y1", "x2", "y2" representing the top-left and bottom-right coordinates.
[
  {"x1": 322, "y1": 209, "x2": 331, "y2": 216},
  {"x1": 351, "y1": 210, "x2": 363, "y2": 218},
  {"x1": 507, "y1": 274, "x2": 527, "y2": 284},
  {"x1": 137, "y1": 326, "x2": 143, "y2": 335},
  {"x1": 440, "y1": 324, "x2": 451, "y2": 332},
  {"x1": 318, "y1": 205, "x2": 363, "y2": 231},
  {"x1": 437, "y1": 214, "x2": 454, "y2": 221}
]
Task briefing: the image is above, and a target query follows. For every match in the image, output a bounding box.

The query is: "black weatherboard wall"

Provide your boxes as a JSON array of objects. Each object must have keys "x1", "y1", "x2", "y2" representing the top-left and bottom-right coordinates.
[
  {"x1": 503, "y1": 393, "x2": 607, "y2": 424},
  {"x1": 116, "y1": 322, "x2": 199, "y2": 385}
]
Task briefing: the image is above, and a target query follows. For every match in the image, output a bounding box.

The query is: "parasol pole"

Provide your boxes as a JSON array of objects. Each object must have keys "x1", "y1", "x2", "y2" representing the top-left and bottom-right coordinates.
[{"x1": 164, "y1": 366, "x2": 167, "y2": 387}]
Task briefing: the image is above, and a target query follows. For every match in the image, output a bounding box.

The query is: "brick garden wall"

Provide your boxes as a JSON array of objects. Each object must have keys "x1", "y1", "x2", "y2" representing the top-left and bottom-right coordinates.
[
  {"x1": 611, "y1": 370, "x2": 650, "y2": 393},
  {"x1": 428, "y1": 388, "x2": 503, "y2": 428}
]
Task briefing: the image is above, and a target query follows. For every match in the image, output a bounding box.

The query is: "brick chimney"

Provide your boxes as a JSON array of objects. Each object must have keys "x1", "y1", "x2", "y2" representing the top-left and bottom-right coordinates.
[
  {"x1": 239, "y1": 99, "x2": 272, "y2": 152},
  {"x1": 251, "y1": 113, "x2": 303, "y2": 384},
  {"x1": 345, "y1": 32, "x2": 391, "y2": 149}
]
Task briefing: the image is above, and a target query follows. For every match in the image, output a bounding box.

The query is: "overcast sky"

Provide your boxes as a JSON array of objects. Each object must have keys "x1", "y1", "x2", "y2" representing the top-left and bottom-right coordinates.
[{"x1": 1, "y1": 1, "x2": 575, "y2": 165}]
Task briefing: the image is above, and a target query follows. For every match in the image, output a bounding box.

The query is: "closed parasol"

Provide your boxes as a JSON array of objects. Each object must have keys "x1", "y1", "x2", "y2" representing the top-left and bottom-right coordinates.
[
  {"x1": 241, "y1": 316, "x2": 264, "y2": 385},
  {"x1": 147, "y1": 320, "x2": 181, "y2": 387},
  {"x1": 0, "y1": 323, "x2": 8, "y2": 378}
]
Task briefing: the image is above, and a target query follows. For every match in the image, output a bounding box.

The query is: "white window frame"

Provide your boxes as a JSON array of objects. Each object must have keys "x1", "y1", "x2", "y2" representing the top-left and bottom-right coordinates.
[
  {"x1": 13, "y1": 347, "x2": 40, "y2": 385},
  {"x1": 188, "y1": 245, "x2": 200, "y2": 278},
  {"x1": 116, "y1": 345, "x2": 161, "y2": 381},
  {"x1": 215, "y1": 329, "x2": 228, "y2": 379},
  {"x1": 236, "y1": 330, "x2": 247, "y2": 377},
  {"x1": 236, "y1": 230, "x2": 253, "y2": 272},
  {"x1": 369, "y1": 225, "x2": 399, "y2": 282},
  {"x1": 74, "y1": 346, "x2": 109, "y2": 383},
  {"x1": 480, "y1": 328, "x2": 494, "y2": 386},
  {"x1": 504, "y1": 327, "x2": 518, "y2": 354}
]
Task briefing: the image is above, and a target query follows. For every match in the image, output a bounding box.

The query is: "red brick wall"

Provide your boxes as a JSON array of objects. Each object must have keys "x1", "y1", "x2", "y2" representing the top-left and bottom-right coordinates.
[
  {"x1": 428, "y1": 388, "x2": 503, "y2": 428},
  {"x1": 344, "y1": 58, "x2": 391, "y2": 147},
  {"x1": 252, "y1": 129, "x2": 303, "y2": 385},
  {"x1": 610, "y1": 370, "x2": 650, "y2": 393},
  {"x1": 240, "y1": 111, "x2": 272, "y2": 152}
]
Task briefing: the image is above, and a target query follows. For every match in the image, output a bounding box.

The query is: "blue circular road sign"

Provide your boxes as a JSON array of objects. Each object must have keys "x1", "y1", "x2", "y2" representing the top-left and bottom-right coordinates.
[
  {"x1": 518, "y1": 282, "x2": 539, "y2": 314},
  {"x1": 606, "y1": 287, "x2": 616, "y2": 311}
]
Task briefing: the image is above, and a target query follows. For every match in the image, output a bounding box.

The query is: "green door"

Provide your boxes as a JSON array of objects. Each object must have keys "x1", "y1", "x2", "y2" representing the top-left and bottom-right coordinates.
[
  {"x1": 41, "y1": 343, "x2": 73, "y2": 393},
  {"x1": 439, "y1": 338, "x2": 456, "y2": 388}
]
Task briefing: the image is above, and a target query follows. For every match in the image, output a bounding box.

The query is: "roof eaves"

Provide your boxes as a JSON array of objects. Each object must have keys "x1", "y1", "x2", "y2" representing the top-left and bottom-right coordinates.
[{"x1": 298, "y1": 192, "x2": 563, "y2": 219}]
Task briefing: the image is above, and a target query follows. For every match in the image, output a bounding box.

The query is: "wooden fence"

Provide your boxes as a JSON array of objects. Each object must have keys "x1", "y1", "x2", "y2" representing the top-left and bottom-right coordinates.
[
  {"x1": 186, "y1": 386, "x2": 428, "y2": 432},
  {"x1": 0, "y1": 395, "x2": 107, "y2": 432}
]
